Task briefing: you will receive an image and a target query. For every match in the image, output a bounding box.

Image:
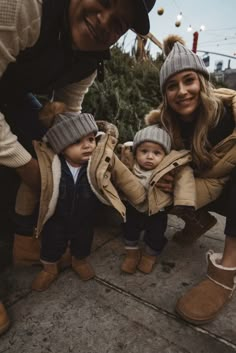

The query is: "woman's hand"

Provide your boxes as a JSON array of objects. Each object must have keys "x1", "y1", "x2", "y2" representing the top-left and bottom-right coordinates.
[
  {"x1": 16, "y1": 158, "x2": 41, "y2": 192},
  {"x1": 155, "y1": 171, "x2": 175, "y2": 193}
]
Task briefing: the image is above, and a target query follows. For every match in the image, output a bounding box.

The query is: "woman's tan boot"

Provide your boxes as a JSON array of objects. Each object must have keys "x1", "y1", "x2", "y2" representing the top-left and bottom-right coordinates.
[
  {"x1": 72, "y1": 257, "x2": 95, "y2": 280},
  {"x1": 121, "y1": 248, "x2": 141, "y2": 274},
  {"x1": 0, "y1": 302, "x2": 10, "y2": 335},
  {"x1": 176, "y1": 251, "x2": 236, "y2": 324},
  {"x1": 137, "y1": 252, "x2": 157, "y2": 274},
  {"x1": 32, "y1": 262, "x2": 59, "y2": 291}
]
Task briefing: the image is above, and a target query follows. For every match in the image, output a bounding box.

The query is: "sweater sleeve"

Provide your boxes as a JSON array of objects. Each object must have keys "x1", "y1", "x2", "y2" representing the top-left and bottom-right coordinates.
[
  {"x1": 0, "y1": 0, "x2": 42, "y2": 167},
  {"x1": 0, "y1": 113, "x2": 31, "y2": 167},
  {"x1": 0, "y1": 0, "x2": 42, "y2": 79},
  {"x1": 53, "y1": 71, "x2": 97, "y2": 112}
]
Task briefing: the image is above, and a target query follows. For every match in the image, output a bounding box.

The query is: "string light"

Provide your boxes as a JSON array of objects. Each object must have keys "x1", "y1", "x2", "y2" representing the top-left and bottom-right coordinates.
[
  {"x1": 187, "y1": 25, "x2": 205, "y2": 32},
  {"x1": 187, "y1": 25, "x2": 192, "y2": 32},
  {"x1": 177, "y1": 12, "x2": 182, "y2": 21}
]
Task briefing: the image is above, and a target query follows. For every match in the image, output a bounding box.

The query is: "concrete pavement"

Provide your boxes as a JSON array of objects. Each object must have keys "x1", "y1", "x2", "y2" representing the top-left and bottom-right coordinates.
[{"x1": 0, "y1": 214, "x2": 235, "y2": 353}]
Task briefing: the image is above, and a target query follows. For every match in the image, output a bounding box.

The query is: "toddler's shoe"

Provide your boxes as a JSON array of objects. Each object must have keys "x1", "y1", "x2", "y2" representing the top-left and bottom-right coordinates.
[
  {"x1": 121, "y1": 248, "x2": 141, "y2": 274},
  {"x1": 138, "y1": 252, "x2": 157, "y2": 274},
  {"x1": 72, "y1": 257, "x2": 95, "y2": 280},
  {"x1": 0, "y1": 302, "x2": 10, "y2": 335},
  {"x1": 32, "y1": 262, "x2": 59, "y2": 291}
]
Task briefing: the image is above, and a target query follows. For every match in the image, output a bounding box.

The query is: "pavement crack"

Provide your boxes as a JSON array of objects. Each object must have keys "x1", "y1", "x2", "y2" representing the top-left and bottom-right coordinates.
[{"x1": 95, "y1": 276, "x2": 236, "y2": 351}]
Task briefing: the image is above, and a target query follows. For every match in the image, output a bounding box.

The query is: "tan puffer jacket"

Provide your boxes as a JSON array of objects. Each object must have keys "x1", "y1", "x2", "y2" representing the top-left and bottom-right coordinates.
[
  {"x1": 119, "y1": 143, "x2": 195, "y2": 215},
  {"x1": 15, "y1": 122, "x2": 146, "y2": 237}
]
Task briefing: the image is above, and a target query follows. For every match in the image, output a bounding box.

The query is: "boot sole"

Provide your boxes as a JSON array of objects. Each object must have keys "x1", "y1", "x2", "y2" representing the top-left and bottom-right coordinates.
[
  {"x1": 121, "y1": 267, "x2": 136, "y2": 274},
  {"x1": 0, "y1": 320, "x2": 10, "y2": 335},
  {"x1": 175, "y1": 297, "x2": 231, "y2": 325}
]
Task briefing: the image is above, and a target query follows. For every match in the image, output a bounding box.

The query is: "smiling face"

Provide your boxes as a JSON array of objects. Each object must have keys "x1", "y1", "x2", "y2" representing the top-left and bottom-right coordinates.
[
  {"x1": 68, "y1": 0, "x2": 135, "y2": 51},
  {"x1": 62, "y1": 133, "x2": 96, "y2": 166},
  {"x1": 165, "y1": 70, "x2": 201, "y2": 122},
  {"x1": 135, "y1": 142, "x2": 166, "y2": 171}
]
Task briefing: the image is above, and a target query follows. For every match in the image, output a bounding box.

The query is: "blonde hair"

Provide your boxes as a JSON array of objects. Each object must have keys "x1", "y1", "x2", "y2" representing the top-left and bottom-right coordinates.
[{"x1": 160, "y1": 73, "x2": 224, "y2": 171}]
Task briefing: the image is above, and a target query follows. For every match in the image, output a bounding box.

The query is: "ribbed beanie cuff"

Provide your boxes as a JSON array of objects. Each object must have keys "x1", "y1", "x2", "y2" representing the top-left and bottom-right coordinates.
[
  {"x1": 45, "y1": 112, "x2": 98, "y2": 154},
  {"x1": 133, "y1": 125, "x2": 171, "y2": 154},
  {"x1": 160, "y1": 42, "x2": 209, "y2": 93}
]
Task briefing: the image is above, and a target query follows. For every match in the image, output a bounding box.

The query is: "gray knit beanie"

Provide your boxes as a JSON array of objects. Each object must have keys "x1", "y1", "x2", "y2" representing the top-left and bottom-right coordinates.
[
  {"x1": 160, "y1": 41, "x2": 209, "y2": 93},
  {"x1": 133, "y1": 125, "x2": 171, "y2": 154},
  {"x1": 45, "y1": 112, "x2": 98, "y2": 154}
]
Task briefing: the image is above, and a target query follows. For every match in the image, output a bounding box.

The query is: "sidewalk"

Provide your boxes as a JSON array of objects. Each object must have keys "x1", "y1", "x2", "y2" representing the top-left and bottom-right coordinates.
[{"x1": 0, "y1": 214, "x2": 235, "y2": 353}]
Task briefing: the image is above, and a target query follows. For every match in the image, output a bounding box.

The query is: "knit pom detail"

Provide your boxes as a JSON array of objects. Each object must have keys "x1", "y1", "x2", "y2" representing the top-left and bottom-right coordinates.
[
  {"x1": 144, "y1": 108, "x2": 162, "y2": 125},
  {"x1": 163, "y1": 35, "x2": 185, "y2": 57},
  {"x1": 39, "y1": 102, "x2": 67, "y2": 128}
]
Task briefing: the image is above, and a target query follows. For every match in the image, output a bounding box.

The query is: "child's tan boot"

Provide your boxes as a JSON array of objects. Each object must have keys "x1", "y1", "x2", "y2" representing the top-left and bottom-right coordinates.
[
  {"x1": 0, "y1": 302, "x2": 10, "y2": 335},
  {"x1": 138, "y1": 252, "x2": 157, "y2": 274},
  {"x1": 32, "y1": 262, "x2": 59, "y2": 291},
  {"x1": 121, "y1": 248, "x2": 141, "y2": 274},
  {"x1": 72, "y1": 257, "x2": 95, "y2": 280}
]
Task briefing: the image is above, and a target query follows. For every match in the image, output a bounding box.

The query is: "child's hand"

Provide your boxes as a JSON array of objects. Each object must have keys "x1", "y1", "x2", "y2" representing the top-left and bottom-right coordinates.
[{"x1": 155, "y1": 171, "x2": 175, "y2": 193}]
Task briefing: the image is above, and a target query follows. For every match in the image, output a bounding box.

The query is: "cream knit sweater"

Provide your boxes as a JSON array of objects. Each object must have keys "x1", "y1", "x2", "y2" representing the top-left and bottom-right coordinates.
[{"x1": 0, "y1": 0, "x2": 96, "y2": 167}]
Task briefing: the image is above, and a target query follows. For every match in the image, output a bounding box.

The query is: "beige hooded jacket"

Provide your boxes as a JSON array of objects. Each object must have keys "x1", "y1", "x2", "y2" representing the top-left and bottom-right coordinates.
[
  {"x1": 119, "y1": 143, "x2": 195, "y2": 215},
  {"x1": 145, "y1": 88, "x2": 236, "y2": 209},
  {"x1": 15, "y1": 124, "x2": 146, "y2": 238}
]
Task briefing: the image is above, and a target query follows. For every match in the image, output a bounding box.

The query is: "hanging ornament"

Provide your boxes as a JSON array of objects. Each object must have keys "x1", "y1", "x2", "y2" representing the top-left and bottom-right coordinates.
[
  {"x1": 157, "y1": 8, "x2": 164, "y2": 15},
  {"x1": 175, "y1": 21, "x2": 181, "y2": 27}
]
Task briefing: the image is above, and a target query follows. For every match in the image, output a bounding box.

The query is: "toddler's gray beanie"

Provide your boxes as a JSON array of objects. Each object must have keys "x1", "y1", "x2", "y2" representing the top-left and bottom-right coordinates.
[
  {"x1": 133, "y1": 125, "x2": 171, "y2": 154},
  {"x1": 45, "y1": 112, "x2": 98, "y2": 154}
]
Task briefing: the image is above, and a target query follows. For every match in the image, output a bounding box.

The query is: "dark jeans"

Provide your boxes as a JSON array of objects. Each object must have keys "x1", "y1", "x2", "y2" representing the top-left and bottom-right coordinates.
[
  {"x1": 40, "y1": 216, "x2": 94, "y2": 262},
  {"x1": 124, "y1": 204, "x2": 168, "y2": 255},
  {"x1": 206, "y1": 167, "x2": 236, "y2": 237},
  {"x1": 0, "y1": 94, "x2": 46, "y2": 240}
]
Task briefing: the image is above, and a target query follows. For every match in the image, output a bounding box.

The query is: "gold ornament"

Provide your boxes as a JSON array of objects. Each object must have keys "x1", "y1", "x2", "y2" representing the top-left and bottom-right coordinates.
[
  {"x1": 157, "y1": 8, "x2": 164, "y2": 15},
  {"x1": 175, "y1": 21, "x2": 181, "y2": 27}
]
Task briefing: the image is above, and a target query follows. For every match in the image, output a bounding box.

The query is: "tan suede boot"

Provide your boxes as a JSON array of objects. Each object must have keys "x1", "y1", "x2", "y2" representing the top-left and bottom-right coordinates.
[
  {"x1": 72, "y1": 257, "x2": 95, "y2": 280},
  {"x1": 32, "y1": 262, "x2": 59, "y2": 291},
  {"x1": 59, "y1": 247, "x2": 72, "y2": 270},
  {"x1": 172, "y1": 209, "x2": 217, "y2": 245},
  {"x1": 137, "y1": 252, "x2": 157, "y2": 274},
  {"x1": 13, "y1": 234, "x2": 41, "y2": 266},
  {"x1": 121, "y1": 248, "x2": 141, "y2": 274},
  {"x1": 0, "y1": 302, "x2": 10, "y2": 335},
  {"x1": 176, "y1": 251, "x2": 236, "y2": 325}
]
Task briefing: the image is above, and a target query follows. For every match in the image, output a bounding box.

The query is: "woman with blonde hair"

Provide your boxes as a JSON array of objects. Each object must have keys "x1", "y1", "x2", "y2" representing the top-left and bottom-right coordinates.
[{"x1": 145, "y1": 35, "x2": 236, "y2": 325}]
